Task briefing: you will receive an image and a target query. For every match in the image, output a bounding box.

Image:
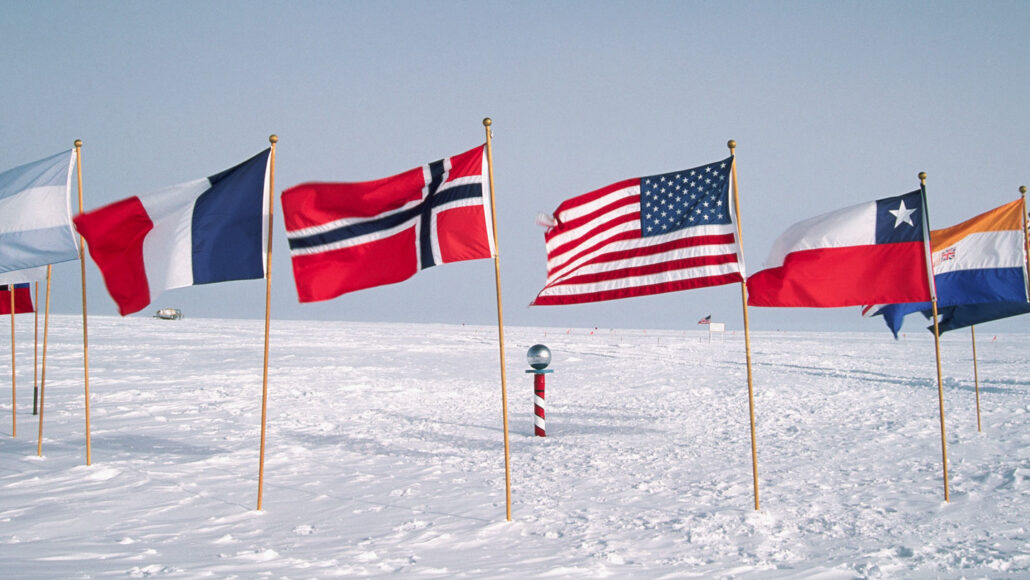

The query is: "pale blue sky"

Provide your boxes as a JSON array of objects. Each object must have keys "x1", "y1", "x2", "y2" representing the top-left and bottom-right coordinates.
[{"x1": 3, "y1": 1, "x2": 1028, "y2": 332}]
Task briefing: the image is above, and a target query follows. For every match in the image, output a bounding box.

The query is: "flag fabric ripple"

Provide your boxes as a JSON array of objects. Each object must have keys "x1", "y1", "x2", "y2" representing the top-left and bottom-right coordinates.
[
  {"x1": 281, "y1": 145, "x2": 495, "y2": 303},
  {"x1": 746, "y1": 190, "x2": 931, "y2": 308},
  {"x1": 864, "y1": 198, "x2": 1030, "y2": 336},
  {"x1": 0, "y1": 150, "x2": 80, "y2": 274},
  {"x1": 73, "y1": 149, "x2": 271, "y2": 316},
  {"x1": 532, "y1": 156, "x2": 744, "y2": 306}
]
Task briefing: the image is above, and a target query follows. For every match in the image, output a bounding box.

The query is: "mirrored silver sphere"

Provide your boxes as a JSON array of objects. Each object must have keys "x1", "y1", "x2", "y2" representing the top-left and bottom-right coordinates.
[{"x1": 527, "y1": 344, "x2": 551, "y2": 369}]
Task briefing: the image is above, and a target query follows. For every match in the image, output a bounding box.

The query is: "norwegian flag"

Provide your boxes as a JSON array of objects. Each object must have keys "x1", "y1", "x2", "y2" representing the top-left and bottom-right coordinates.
[
  {"x1": 698, "y1": 314, "x2": 712, "y2": 325},
  {"x1": 282, "y1": 145, "x2": 495, "y2": 302}
]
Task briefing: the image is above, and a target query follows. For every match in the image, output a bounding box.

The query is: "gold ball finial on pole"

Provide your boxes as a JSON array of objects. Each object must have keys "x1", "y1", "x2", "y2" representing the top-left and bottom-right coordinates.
[
  {"x1": 918, "y1": 171, "x2": 927, "y2": 182},
  {"x1": 1020, "y1": 185, "x2": 1027, "y2": 195},
  {"x1": 483, "y1": 117, "x2": 492, "y2": 127},
  {"x1": 269, "y1": 134, "x2": 278, "y2": 144},
  {"x1": 74, "y1": 139, "x2": 82, "y2": 148},
  {"x1": 727, "y1": 139, "x2": 736, "y2": 150}
]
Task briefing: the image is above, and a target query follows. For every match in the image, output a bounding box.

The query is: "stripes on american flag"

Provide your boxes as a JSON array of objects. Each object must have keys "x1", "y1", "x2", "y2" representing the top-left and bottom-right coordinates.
[{"x1": 532, "y1": 156, "x2": 745, "y2": 306}]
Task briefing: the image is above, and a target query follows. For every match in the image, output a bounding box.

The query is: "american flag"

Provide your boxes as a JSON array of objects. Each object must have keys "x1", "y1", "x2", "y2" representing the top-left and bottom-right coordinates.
[{"x1": 533, "y1": 156, "x2": 744, "y2": 305}]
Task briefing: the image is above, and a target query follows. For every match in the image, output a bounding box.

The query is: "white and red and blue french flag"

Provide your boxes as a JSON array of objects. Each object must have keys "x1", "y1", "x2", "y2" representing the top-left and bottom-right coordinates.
[
  {"x1": 746, "y1": 190, "x2": 932, "y2": 307},
  {"x1": 73, "y1": 149, "x2": 271, "y2": 315},
  {"x1": 282, "y1": 145, "x2": 495, "y2": 303}
]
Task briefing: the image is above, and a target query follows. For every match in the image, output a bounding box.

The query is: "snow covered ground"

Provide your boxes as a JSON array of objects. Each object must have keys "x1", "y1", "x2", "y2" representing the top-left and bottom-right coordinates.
[{"x1": 1, "y1": 315, "x2": 1029, "y2": 578}]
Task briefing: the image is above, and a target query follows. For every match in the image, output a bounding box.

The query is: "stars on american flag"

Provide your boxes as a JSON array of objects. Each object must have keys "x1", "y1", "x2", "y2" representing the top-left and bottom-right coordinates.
[{"x1": 640, "y1": 159, "x2": 733, "y2": 237}]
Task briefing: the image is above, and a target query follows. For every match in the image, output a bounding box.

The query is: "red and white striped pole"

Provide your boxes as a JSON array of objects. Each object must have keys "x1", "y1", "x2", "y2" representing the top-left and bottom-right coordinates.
[
  {"x1": 533, "y1": 373, "x2": 546, "y2": 436},
  {"x1": 526, "y1": 344, "x2": 552, "y2": 438}
]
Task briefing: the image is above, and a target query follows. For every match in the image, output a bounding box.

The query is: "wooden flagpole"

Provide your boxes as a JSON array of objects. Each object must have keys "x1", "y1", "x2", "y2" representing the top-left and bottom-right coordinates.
[
  {"x1": 1020, "y1": 186, "x2": 1029, "y2": 298},
  {"x1": 33, "y1": 281, "x2": 38, "y2": 415},
  {"x1": 37, "y1": 265, "x2": 52, "y2": 457},
  {"x1": 921, "y1": 171, "x2": 950, "y2": 502},
  {"x1": 75, "y1": 139, "x2": 92, "y2": 465},
  {"x1": 728, "y1": 140, "x2": 759, "y2": 511},
  {"x1": 256, "y1": 135, "x2": 277, "y2": 511},
  {"x1": 9, "y1": 288, "x2": 14, "y2": 437},
  {"x1": 971, "y1": 325, "x2": 981, "y2": 432},
  {"x1": 483, "y1": 118, "x2": 513, "y2": 521}
]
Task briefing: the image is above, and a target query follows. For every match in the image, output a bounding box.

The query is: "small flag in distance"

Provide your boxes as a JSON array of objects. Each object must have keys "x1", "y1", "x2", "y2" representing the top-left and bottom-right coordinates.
[{"x1": 0, "y1": 283, "x2": 34, "y2": 315}]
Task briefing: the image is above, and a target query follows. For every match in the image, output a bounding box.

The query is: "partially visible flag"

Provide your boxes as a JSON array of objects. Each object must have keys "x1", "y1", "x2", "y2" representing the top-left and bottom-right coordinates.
[
  {"x1": 0, "y1": 150, "x2": 80, "y2": 274},
  {"x1": 0, "y1": 266, "x2": 45, "y2": 315},
  {"x1": 864, "y1": 199, "x2": 1029, "y2": 336},
  {"x1": 0, "y1": 265, "x2": 47, "y2": 286},
  {"x1": 282, "y1": 145, "x2": 495, "y2": 303},
  {"x1": 532, "y1": 156, "x2": 743, "y2": 306},
  {"x1": 698, "y1": 314, "x2": 712, "y2": 325},
  {"x1": 74, "y1": 149, "x2": 271, "y2": 316},
  {"x1": 865, "y1": 301, "x2": 1030, "y2": 337},
  {"x1": 747, "y1": 190, "x2": 931, "y2": 307},
  {"x1": 0, "y1": 283, "x2": 33, "y2": 315},
  {"x1": 934, "y1": 301, "x2": 1030, "y2": 333}
]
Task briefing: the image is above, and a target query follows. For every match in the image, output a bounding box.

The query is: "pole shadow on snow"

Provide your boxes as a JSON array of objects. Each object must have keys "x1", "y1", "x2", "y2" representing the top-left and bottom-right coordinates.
[
  {"x1": 727, "y1": 359, "x2": 1026, "y2": 394},
  {"x1": 282, "y1": 423, "x2": 502, "y2": 460},
  {"x1": 89, "y1": 435, "x2": 229, "y2": 460},
  {"x1": 278, "y1": 483, "x2": 494, "y2": 523}
]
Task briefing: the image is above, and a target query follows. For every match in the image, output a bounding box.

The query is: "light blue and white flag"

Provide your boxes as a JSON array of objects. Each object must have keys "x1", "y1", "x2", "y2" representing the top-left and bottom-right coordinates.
[
  {"x1": 0, "y1": 150, "x2": 80, "y2": 274},
  {"x1": 0, "y1": 265, "x2": 48, "y2": 286}
]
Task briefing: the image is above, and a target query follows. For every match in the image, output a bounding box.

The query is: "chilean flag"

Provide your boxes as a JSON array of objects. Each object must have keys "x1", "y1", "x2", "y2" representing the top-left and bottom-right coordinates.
[
  {"x1": 0, "y1": 283, "x2": 33, "y2": 315},
  {"x1": 282, "y1": 145, "x2": 494, "y2": 303},
  {"x1": 747, "y1": 190, "x2": 932, "y2": 307},
  {"x1": 73, "y1": 149, "x2": 271, "y2": 316}
]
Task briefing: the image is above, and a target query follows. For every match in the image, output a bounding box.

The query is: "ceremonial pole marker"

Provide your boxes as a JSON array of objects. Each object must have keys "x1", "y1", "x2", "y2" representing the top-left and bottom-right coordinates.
[{"x1": 526, "y1": 344, "x2": 553, "y2": 437}]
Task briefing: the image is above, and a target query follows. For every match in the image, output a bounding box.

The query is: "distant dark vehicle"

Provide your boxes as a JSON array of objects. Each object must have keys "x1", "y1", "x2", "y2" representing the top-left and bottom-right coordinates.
[{"x1": 155, "y1": 308, "x2": 183, "y2": 320}]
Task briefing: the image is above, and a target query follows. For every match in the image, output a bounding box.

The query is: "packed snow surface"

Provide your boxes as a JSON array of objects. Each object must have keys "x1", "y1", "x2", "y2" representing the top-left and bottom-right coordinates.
[{"x1": 1, "y1": 315, "x2": 1029, "y2": 578}]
